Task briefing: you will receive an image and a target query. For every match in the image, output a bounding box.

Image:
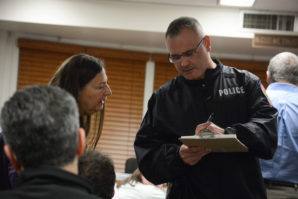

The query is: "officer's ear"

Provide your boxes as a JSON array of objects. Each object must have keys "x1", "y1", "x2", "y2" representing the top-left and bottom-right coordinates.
[
  {"x1": 266, "y1": 71, "x2": 271, "y2": 85},
  {"x1": 204, "y1": 35, "x2": 211, "y2": 52}
]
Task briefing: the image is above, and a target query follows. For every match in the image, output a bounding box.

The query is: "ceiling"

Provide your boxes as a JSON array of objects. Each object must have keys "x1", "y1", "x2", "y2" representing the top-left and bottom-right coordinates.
[
  {"x1": 0, "y1": 0, "x2": 298, "y2": 60},
  {"x1": 113, "y1": 0, "x2": 298, "y2": 13}
]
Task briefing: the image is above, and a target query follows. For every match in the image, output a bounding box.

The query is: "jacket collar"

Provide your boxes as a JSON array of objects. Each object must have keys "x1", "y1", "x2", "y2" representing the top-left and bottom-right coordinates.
[
  {"x1": 180, "y1": 59, "x2": 222, "y2": 86},
  {"x1": 20, "y1": 166, "x2": 93, "y2": 193}
]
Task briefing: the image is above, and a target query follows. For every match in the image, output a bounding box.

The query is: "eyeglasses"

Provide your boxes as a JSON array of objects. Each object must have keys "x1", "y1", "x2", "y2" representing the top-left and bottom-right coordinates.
[{"x1": 168, "y1": 36, "x2": 206, "y2": 63}]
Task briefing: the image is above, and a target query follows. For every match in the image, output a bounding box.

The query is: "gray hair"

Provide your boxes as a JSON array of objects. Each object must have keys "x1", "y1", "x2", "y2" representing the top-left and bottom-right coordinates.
[
  {"x1": 165, "y1": 16, "x2": 205, "y2": 38},
  {"x1": 268, "y1": 52, "x2": 298, "y2": 84},
  {"x1": 0, "y1": 85, "x2": 80, "y2": 168}
]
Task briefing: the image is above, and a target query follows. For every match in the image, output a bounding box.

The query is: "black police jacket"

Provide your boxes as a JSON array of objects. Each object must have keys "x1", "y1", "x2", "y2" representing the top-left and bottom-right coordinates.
[{"x1": 134, "y1": 59, "x2": 277, "y2": 199}]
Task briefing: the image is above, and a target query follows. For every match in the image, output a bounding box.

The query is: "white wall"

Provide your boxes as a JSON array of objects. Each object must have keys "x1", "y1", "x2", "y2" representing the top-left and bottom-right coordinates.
[
  {"x1": 0, "y1": 0, "x2": 253, "y2": 39},
  {"x1": 0, "y1": 30, "x2": 19, "y2": 116},
  {"x1": 143, "y1": 60, "x2": 155, "y2": 118}
]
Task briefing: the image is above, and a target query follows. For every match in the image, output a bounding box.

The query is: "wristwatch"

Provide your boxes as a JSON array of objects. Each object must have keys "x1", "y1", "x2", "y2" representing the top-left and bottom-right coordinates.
[{"x1": 224, "y1": 127, "x2": 237, "y2": 134}]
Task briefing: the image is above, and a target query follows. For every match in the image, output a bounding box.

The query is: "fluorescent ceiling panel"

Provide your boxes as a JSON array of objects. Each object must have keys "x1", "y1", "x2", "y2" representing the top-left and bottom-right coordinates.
[{"x1": 219, "y1": 0, "x2": 255, "y2": 7}]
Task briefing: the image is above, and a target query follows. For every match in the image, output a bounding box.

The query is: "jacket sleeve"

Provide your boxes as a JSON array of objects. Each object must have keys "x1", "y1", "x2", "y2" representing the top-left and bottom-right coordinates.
[
  {"x1": 134, "y1": 93, "x2": 190, "y2": 185},
  {"x1": 233, "y1": 74, "x2": 278, "y2": 159}
]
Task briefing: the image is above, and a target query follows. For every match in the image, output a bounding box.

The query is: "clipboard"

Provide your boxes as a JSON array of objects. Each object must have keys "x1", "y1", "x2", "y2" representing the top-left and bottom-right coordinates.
[{"x1": 179, "y1": 134, "x2": 248, "y2": 152}]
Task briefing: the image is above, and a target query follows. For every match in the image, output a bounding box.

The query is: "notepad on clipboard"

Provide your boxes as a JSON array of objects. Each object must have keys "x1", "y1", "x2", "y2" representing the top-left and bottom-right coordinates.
[{"x1": 179, "y1": 134, "x2": 248, "y2": 152}]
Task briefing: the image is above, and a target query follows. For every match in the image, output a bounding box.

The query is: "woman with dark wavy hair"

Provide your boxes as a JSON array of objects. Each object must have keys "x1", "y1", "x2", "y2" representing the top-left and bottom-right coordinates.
[{"x1": 50, "y1": 53, "x2": 112, "y2": 149}]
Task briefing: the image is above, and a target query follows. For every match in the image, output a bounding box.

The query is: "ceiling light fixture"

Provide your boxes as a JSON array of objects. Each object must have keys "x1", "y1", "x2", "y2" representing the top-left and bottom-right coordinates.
[{"x1": 219, "y1": 0, "x2": 255, "y2": 7}]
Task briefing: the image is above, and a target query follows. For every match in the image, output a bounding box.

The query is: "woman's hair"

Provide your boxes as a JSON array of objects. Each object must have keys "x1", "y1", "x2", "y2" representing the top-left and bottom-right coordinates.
[
  {"x1": 117, "y1": 168, "x2": 142, "y2": 188},
  {"x1": 49, "y1": 53, "x2": 106, "y2": 149},
  {"x1": 49, "y1": 53, "x2": 104, "y2": 99}
]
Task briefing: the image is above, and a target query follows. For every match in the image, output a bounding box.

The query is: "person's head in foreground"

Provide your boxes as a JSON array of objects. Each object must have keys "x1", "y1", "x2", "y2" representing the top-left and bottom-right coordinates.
[
  {"x1": 79, "y1": 150, "x2": 115, "y2": 199},
  {"x1": 266, "y1": 51, "x2": 298, "y2": 85},
  {"x1": 0, "y1": 85, "x2": 100, "y2": 199}
]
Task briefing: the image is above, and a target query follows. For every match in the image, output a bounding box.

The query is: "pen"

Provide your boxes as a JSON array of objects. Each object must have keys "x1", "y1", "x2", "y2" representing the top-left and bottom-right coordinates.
[
  {"x1": 207, "y1": 113, "x2": 214, "y2": 122},
  {"x1": 199, "y1": 113, "x2": 215, "y2": 137}
]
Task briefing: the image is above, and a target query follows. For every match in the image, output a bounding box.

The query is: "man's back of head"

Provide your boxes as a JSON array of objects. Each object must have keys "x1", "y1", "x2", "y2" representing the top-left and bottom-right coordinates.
[
  {"x1": 79, "y1": 150, "x2": 116, "y2": 199},
  {"x1": 0, "y1": 85, "x2": 79, "y2": 169},
  {"x1": 0, "y1": 85, "x2": 102, "y2": 199},
  {"x1": 267, "y1": 52, "x2": 298, "y2": 85}
]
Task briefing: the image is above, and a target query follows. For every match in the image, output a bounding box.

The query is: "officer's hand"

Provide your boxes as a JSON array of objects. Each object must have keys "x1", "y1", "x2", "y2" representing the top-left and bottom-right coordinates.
[
  {"x1": 179, "y1": 144, "x2": 211, "y2": 166},
  {"x1": 195, "y1": 122, "x2": 224, "y2": 135}
]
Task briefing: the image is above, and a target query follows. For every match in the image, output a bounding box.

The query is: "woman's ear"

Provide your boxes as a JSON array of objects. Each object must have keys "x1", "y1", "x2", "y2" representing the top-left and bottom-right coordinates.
[
  {"x1": 77, "y1": 128, "x2": 86, "y2": 157},
  {"x1": 4, "y1": 145, "x2": 22, "y2": 172}
]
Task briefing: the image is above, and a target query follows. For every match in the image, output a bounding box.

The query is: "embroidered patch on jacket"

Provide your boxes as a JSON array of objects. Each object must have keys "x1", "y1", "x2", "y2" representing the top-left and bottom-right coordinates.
[{"x1": 218, "y1": 86, "x2": 245, "y2": 97}]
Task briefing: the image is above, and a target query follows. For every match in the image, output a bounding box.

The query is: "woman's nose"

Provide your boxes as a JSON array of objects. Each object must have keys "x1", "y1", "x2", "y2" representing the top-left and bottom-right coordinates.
[{"x1": 105, "y1": 84, "x2": 112, "y2": 96}]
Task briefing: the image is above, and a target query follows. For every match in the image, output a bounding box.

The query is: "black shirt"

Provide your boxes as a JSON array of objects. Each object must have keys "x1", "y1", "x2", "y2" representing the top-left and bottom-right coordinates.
[{"x1": 0, "y1": 166, "x2": 102, "y2": 199}]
